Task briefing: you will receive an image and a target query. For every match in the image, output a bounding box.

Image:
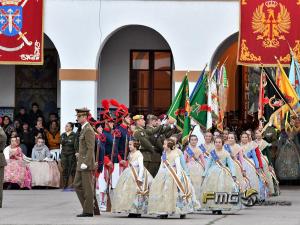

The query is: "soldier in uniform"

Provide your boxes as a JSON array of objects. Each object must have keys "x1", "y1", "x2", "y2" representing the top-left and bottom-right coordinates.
[
  {"x1": 133, "y1": 115, "x2": 175, "y2": 176},
  {"x1": 133, "y1": 115, "x2": 156, "y2": 176},
  {"x1": 73, "y1": 108, "x2": 96, "y2": 217},
  {"x1": 110, "y1": 99, "x2": 131, "y2": 173},
  {"x1": 0, "y1": 119, "x2": 7, "y2": 208}
]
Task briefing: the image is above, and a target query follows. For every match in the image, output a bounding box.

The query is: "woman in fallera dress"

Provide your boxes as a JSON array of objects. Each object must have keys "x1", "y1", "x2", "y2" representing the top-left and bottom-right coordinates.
[
  {"x1": 4, "y1": 137, "x2": 31, "y2": 189},
  {"x1": 275, "y1": 130, "x2": 300, "y2": 181},
  {"x1": 254, "y1": 129, "x2": 280, "y2": 196},
  {"x1": 199, "y1": 131, "x2": 214, "y2": 160},
  {"x1": 184, "y1": 135, "x2": 205, "y2": 203},
  {"x1": 240, "y1": 132, "x2": 267, "y2": 201},
  {"x1": 148, "y1": 138, "x2": 193, "y2": 219},
  {"x1": 201, "y1": 137, "x2": 240, "y2": 214},
  {"x1": 112, "y1": 139, "x2": 153, "y2": 217},
  {"x1": 225, "y1": 133, "x2": 250, "y2": 192},
  {"x1": 29, "y1": 137, "x2": 60, "y2": 188}
]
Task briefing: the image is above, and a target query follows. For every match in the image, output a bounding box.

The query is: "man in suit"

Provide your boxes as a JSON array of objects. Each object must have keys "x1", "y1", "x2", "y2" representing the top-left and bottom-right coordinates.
[
  {"x1": 73, "y1": 108, "x2": 95, "y2": 217},
  {"x1": 0, "y1": 119, "x2": 7, "y2": 208}
]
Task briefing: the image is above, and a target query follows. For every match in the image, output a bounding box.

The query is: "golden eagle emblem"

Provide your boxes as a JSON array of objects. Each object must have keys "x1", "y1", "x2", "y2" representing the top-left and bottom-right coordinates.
[{"x1": 252, "y1": 1, "x2": 291, "y2": 48}]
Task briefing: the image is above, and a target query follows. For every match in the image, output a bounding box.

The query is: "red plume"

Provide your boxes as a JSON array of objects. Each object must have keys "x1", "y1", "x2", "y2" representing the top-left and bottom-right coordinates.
[
  {"x1": 110, "y1": 99, "x2": 120, "y2": 107},
  {"x1": 102, "y1": 99, "x2": 110, "y2": 110}
]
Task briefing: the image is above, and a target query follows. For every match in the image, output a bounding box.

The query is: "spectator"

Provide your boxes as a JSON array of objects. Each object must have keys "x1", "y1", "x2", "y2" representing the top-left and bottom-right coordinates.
[
  {"x1": 28, "y1": 103, "x2": 44, "y2": 128},
  {"x1": 3, "y1": 137, "x2": 31, "y2": 189},
  {"x1": 13, "y1": 120, "x2": 22, "y2": 134},
  {"x1": 46, "y1": 112, "x2": 59, "y2": 130},
  {"x1": 29, "y1": 137, "x2": 60, "y2": 188},
  {"x1": 1, "y1": 116, "x2": 15, "y2": 146},
  {"x1": 14, "y1": 107, "x2": 29, "y2": 124},
  {"x1": 19, "y1": 122, "x2": 34, "y2": 157},
  {"x1": 46, "y1": 120, "x2": 60, "y2": 150},
  {"x1": 33, "y1": 119, "x2": 47, "y2": 145}
]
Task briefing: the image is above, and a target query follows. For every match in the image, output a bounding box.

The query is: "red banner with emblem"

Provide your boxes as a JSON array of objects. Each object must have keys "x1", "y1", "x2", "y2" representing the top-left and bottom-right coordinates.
[
  {"x1": 237, "y1": 0, "x2": 300, "y2": 66},
  {"x1": 0, "y1": 0, "x2": 43, "y2": 65}
]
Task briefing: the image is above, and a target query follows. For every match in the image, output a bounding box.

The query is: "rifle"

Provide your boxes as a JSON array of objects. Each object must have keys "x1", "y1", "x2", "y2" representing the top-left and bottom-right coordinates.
[
  {"x1": 93, "y1": 137, "x2": 100, "y2": 215},
  {"x1": 124, "y1": 135, "x2": 128, "y2": 161},
  {"x1": 106, "y1": 135, "x2": 116, "y2": 212}
]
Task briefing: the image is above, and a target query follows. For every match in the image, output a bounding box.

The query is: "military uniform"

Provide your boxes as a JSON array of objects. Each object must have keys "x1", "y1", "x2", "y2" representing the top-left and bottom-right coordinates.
[
  {"x1": 0, "y1": 127, "x2": 7, "y2": 208},
  {"x1": 73, "y1": 109, "x2": 96, "y2": 216},
  {"x1": 60, "y1": 131, "x2": 76, "y2": 188},
  {"x1": 133, "y1": 125, "x2": 157, "y2": 176}
]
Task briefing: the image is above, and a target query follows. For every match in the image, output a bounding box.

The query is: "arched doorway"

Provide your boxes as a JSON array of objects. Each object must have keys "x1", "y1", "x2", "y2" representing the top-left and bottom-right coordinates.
[
  {"x1": 14, "y1": 34, "x2": 60, "y2": 120},
  {"x1": 98, "y1": 25, "x2": 174, "y2": 115},
  {"x1": 210, "y1": 32, "x2": 260, "y2": 131},
  {"x1": 0, "y1": 34, "x2": 60, "y2": 122}
]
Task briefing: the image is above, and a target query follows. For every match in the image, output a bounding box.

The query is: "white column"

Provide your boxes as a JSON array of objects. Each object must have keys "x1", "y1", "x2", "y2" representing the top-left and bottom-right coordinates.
[{"x1": 60, "y1": 80, "x2": 97, "y2": 132}]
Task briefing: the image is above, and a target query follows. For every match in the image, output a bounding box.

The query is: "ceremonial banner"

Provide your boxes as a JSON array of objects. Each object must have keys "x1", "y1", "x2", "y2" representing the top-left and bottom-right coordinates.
[
  {"x1": 238, "y1": 0, "x2": 300, "y2": 66},
  {"x1": 0, "y1": 0, "x2": 43, "y2": 65}
]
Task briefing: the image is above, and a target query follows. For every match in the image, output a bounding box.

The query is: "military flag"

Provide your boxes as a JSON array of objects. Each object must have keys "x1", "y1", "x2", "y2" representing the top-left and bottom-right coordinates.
[
  {"x1": 238, "y1": 0, "x2": 300, "y2": 66},
  {"x1": 0, "y1": 0, "x2": 43, "y2": 64},
  {"x1": 217, "y1": 64, "x2": 229, "y2": 131},
  {"x1": 167, "y1": 75, "x2": 190, "y2": 143},
  {"x1": 276, "y1": 57, "x2": 299, "y2": 114},
  {"x1": 258, "y1": 68, "x2": 290, "y2": 128},
  {"x1": 190, "y1": 71, "x2": 209, "y2": 128}
]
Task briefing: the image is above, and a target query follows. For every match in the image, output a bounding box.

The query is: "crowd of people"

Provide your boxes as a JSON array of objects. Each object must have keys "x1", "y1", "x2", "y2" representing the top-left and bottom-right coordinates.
[{"x1": 1, "y1": 99, "x2": 299, "y2": 219}]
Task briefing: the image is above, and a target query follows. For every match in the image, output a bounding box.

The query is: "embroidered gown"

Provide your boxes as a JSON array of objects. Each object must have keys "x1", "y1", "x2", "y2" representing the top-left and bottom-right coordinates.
[
  {"x1": 275, "y1": 131, "x2": 300, "y2": 180},
  {"x1": 241, "y1": 143, "x2": 267, "y2": 200},
  {"x1": 184, "y1": 146, "x2": 205, "y2": 203},
  {"x1": 199, "y1": 143, "x2": 214, "y2": 161},
  {"x1": 148, "y1": 150, "x2": 194, "y2": 215},
  {"x1": 4, "y1": 146, "x2": 31, "y2": 189},
  {"x1": 29, "y1": 144, "x2": 60, "y2": 188},
  {"x1": 256, "y1": 139, "x2": 279, "y2": 196},
  {"x1": 200, "y1": 149, "x2": 240, "y2": 211},
  {"x1": 112, "y1": 150, "x2": 153, "y2": 214},
  {"x1": 225, "y1": 144, "x2": 250, "y2": 193}
]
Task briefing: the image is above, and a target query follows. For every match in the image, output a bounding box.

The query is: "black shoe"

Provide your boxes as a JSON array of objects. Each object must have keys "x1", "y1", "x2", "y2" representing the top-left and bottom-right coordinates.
[
  {"x1": 180, "y1": 214, "x2": 186, "y2": 219},
  {"x1": 217, "y1": 210, "x2": 222, "y2": 215},
  {"x1": 76, "y1": 213, "x2": 93, "y2": 217},
  {"x1": 212, "y1": 211, "x2": 217, "y2": 215},
  {"x1": 128, "y1": 213, "x2": 141, "y2": 218},
  {"x1": 159, "y1": 215, "x2": 168, "y2": 219}
]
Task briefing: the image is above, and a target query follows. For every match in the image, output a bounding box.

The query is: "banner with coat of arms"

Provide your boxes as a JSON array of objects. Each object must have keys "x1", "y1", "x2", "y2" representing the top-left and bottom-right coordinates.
[
  {"x1": 0, "y1": 0, "x2": 43, "y2": 65},
  {"x1": 237, "y1": 0, "x2": 300, "y2": 66}
]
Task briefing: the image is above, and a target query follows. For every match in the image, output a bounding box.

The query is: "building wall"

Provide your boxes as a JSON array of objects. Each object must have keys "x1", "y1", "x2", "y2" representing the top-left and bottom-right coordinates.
[
  {"x1": 0, "y1": 66, "x2": 15, "y2": 107},
  {"x1": 98, "y1": 25, "x2": 171, "y2": 106},
  {"x1": 44, "y1": 0, "x2": 239, "y2": 70},
  {"x1": 0, "y1": 0, "x2": 240, "y2": 126}
]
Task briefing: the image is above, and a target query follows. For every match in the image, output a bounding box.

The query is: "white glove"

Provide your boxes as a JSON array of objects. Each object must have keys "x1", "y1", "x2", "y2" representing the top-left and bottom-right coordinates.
[{"x1": 80, "y1": 163, "x2": 88, "y2": 170}]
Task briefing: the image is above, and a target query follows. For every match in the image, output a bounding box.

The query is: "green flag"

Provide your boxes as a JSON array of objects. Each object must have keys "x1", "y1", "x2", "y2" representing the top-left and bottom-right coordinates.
[
  {"x1": 190, "y1": 74, "x2": 208, "y2": 128},
  {"x1": 167, "y1": 75, "x2": 190, "y2": 143}
]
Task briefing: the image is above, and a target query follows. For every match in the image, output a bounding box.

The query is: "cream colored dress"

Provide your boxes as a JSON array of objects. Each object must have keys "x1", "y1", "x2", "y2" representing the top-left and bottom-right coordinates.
[
  {"x1": 184, "y1": 146, "x2": 205, "y2": 203},
  {"x1": 256, "y1": 139, "x2": 277, "y2": 196},
  {"x1": 112, "y1": 150, "x2": 153, "y2": 214},
  {"x1": 227, "y1": 144, "x2": 250, "y2": 192},
  {"x1": 200, "y1": 150, "x2": 240, "y2": 211},
  {"x1": 148, "y1": 150, "x2": 194, "y2": 215}
]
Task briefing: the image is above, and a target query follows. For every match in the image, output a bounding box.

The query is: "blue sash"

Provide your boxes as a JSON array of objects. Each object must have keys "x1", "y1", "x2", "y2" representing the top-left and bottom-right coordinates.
[{"x1": 223, "y1": 144, "x2": 232, "y2": 154}]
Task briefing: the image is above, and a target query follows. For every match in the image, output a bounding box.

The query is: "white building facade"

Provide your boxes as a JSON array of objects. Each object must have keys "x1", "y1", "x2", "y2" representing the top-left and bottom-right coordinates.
[{"x1": 0, "y1": 0, "x2": 240, "y2": 129}]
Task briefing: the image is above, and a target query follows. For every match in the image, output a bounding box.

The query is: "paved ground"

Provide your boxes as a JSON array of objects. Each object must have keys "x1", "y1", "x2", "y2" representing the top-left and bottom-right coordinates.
[{"x1": 0, "y1": 186, "x2": 299, "y2": 225}]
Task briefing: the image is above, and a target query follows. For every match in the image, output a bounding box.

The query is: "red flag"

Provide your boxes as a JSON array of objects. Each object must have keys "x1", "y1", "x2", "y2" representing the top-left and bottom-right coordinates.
[
  {"x1": 0, "y1": 0, "x2": 43, "y2": 65},
  {"x1": 238, "y1": 0, "x2": 300, "y2": 66}
]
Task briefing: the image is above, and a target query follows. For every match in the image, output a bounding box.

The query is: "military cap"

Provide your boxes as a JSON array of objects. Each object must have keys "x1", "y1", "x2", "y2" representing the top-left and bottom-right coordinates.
[
  {"x1": 132, "y1": 115, "x2": 144, "y2": 121},
  {"x1": 75, "y1": 107, "x2": 90, "y2": 116},
  {"x1": 147, "y1": 114, "x2": 157, "y2": 121}
]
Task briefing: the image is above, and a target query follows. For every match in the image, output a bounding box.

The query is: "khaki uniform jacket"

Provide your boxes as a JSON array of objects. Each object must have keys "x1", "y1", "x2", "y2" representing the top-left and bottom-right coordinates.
[
  {"x1": 76, "y1": 123, "x2": 95, "y2": 171},
  {"x1": 0, "y1": 127, "x2": 7, "y2": 168}
]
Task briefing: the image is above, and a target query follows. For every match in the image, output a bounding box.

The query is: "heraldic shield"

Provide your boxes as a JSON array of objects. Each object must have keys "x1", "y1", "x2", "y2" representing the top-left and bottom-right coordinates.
[{"x1": 0, "y1": 5, "x2": 22, "y2": 37}]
